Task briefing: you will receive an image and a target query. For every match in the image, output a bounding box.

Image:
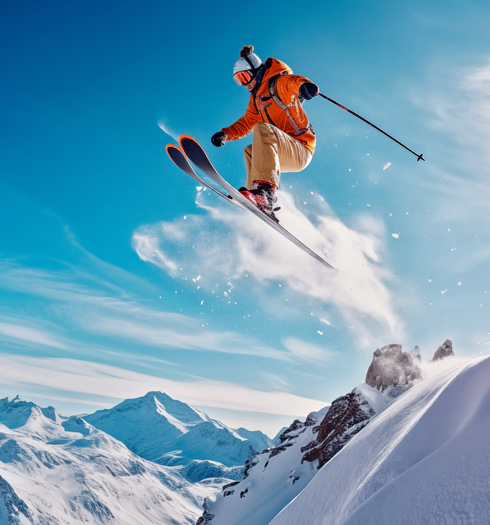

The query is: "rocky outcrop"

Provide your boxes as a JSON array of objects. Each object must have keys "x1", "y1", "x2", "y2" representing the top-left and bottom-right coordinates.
[
  {"x1": 302, "y1": 392, "x2": 375, "y2": 468},
  {"x1": 302, "y1": 341, "x2": 456, "y2": 470},
  {"x1": 196, "y1": 502, "x2": 215, "y2": 525},
  {"x1": 431, "y1": 339, "x2": 454, "y2": 362},
  {"x1": 365, "y1": 344, "x2": 422, "y2": 393}
]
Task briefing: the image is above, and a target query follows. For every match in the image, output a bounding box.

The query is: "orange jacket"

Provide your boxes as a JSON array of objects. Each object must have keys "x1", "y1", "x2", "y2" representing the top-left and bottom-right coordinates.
[{"x1": 222, "y1": 58, "x2": 316, "y2": 154}]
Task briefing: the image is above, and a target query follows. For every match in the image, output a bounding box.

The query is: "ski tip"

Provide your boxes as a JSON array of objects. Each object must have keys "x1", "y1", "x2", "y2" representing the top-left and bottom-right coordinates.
[
  {"x1": 179, "y1": 134, "x2": 215, "y2": 167},
  {"x1": 179, "y1": 134, "x2": 198, "y2": 148},
  {"x1": 166, "y1": 143, "x2": 179, "y2": 154}
]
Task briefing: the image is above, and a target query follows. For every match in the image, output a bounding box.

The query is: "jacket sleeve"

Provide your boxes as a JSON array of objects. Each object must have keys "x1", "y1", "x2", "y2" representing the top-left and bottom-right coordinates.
[
  {"x1": 222, "y1": 97, "x2": 261, "y2": 141},
  {"x1": 277, "y1": 74, "x2": 313, "y2": 103}
]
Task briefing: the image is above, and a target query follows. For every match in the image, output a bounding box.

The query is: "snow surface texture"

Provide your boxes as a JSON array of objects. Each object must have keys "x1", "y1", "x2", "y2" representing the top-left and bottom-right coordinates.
[
  {"x1": 271, "y1": 356, "x2": 490, "y2": 525},
  {"x1": 0, "y1": 395, "x2": 248, "y2": 524}
]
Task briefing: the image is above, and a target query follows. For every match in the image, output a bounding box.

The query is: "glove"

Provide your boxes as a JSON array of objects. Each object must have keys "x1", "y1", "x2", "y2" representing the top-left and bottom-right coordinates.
[
  {"x1": 299, "y1": 82, "x2": 319, "y2": 100},
  {"x1": 211, "y1": 131, "x2": 226, "y2": 147}
]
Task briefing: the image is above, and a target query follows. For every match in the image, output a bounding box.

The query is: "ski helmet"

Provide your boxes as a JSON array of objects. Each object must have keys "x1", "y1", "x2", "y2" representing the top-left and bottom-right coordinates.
[{"x1": 233, "y1": 45, "x2": 263, "y2": 86}]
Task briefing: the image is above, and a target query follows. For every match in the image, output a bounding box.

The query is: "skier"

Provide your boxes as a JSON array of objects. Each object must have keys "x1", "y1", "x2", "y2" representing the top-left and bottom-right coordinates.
[{"x1": 211, "y1": 45, "x2": 319, "y2": 220}]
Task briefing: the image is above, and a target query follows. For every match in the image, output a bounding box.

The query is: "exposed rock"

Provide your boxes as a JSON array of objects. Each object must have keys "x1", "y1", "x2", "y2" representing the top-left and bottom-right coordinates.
[
  {"x1": 302, "y1": 392, "x2": 375, "y2": 468},
  {"x1": 431, "y1": 339, "x2": 454, "y2": 362},
  {"x1": 365, "y1": 344, "x2": 422, "y2": 392},
  {"x1": 196, "y1": 501, "x2": 215, "y2": 525},
  {"x1": 242, "y1": 453, "x2": 260, "y2": 479},
  {"x1": 276, "y1": 420, "x2": 305, "y2": 444}
]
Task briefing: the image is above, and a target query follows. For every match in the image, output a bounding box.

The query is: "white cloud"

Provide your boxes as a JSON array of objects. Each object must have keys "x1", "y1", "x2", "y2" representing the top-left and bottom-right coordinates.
[
  {"x1": 0, "y1": 354, "x2": 327, "y2": 419},
  {"x1": 133, "y1": 189, "x2": 403, "y2": 348}
]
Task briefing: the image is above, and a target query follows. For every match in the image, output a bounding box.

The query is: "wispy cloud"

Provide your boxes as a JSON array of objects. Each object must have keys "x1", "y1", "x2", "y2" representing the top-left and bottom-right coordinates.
[
  {"x1": 0, "y1": 317, "x2": 69, "y2": 350},
  {"x1": 0, "y1": 260, "x2": 292, "y2": 361},
  {"x1": 0, "y1": 354, "x2": 327, "y2": 418},
  {"x1": 419, "y1": 57, "x2": 490, "y2": 221},
  {"x1": 133, "y1": 188, "x2": 403, "y2": 348},
  {"x1": 282, "y1": 337, "x2": 334, "y2": 363}
]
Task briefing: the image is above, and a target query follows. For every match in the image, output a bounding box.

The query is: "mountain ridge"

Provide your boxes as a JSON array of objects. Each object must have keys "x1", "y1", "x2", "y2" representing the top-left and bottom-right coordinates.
[{"x1": 198, "y1": 340, "x2": 472, "y2": 525}]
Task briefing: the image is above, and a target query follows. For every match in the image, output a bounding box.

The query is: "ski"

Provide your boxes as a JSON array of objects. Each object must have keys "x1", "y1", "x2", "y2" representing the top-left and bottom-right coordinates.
[{"x1": 175, "y1": 135, "x2": 336, "y2": 270}]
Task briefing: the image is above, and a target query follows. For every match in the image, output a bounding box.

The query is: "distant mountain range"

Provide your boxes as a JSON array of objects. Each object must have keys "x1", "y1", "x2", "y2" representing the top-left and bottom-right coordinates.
[{"x1": 0, "y1": 391, "x2": 272, "y2": 524}]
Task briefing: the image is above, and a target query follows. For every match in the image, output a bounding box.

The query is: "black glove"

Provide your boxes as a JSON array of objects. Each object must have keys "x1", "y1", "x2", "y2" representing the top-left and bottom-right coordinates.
[
  {"x1": 211, "y1": 131, "x2": 226, "y2": 147},
  {"x1": 299, "y1": 82, "x2": 319, "y2": 100}
]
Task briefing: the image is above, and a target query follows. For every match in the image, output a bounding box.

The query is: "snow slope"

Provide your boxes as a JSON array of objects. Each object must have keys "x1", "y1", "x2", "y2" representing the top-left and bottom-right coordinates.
[
  {"x1": 0, "y1": 397, "x2": 227, "y2": 524},
  {"x1": 271, "y1": 356, "x2": 490, "y2": 525},
  {"x1": 200, "y1": 383, "x2": 389, "y2": 525},
  {"x1": 198, "y1": 407, "x2": 329, "y2": 525}
]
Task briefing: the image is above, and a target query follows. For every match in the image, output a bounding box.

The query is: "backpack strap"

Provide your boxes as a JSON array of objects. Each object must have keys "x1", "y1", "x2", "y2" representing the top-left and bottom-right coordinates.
[{"x1": 268, "y1": 75, "x2": 309, "y2": 136}]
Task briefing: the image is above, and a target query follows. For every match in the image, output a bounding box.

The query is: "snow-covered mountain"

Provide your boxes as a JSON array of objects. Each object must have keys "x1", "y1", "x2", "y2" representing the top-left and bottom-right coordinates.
[
  {"x1": 0, "y1": 396, "x2": 223, "y2": 524},
  {"x1": 84, "y1": 391, "x2": 273, "y2": 482},
  {"x1": 271, "y1": 354, "x2": 490, "y2": 525},
  {"x1": 199, "y1": 341, "x2": 488, "y2": 525},
  {"x1": 2, "y1": 342, "x2": 487, "y2": 525}
]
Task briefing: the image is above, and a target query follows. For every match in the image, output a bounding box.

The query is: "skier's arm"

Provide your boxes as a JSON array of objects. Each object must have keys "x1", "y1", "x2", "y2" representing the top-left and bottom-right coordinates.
[
  {"x1": 221, "y1": 98, "x2": 261, "y2": 141},
  {"x1": 278, "y1": 74, "x2": 319, "y2": 102}
]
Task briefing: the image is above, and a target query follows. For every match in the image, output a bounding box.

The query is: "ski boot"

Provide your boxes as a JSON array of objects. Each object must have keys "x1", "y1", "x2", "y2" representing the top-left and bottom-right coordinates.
[{"x1": 239, "y1": 181, "x2": 280, "y2": 223}]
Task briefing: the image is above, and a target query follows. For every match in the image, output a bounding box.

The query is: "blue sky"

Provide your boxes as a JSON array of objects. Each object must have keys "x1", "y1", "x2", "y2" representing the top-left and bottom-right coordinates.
[{"x1": 1, "y1": 0, "x2": 490, "y2": 436}]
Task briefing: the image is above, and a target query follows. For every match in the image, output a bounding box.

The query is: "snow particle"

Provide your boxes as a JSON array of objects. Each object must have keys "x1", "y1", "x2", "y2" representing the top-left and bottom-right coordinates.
[
  {"x1": 383, "y1": 162, "x2": 391, "y2": 170},
  {"x1": 392, "y1": 233, "x2": 399, "y2": 239}
]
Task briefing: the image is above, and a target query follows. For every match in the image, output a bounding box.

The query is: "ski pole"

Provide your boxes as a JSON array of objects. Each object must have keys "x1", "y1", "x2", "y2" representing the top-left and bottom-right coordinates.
[{"x1": 319, "y1": 93, "x2": 425, "y2": 162}]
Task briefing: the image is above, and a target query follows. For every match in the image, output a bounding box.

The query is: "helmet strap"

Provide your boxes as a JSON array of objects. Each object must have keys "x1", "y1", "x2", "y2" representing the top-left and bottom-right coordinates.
[{"x1": 243, "y1": 54, "x2": 258, "y2": 75}]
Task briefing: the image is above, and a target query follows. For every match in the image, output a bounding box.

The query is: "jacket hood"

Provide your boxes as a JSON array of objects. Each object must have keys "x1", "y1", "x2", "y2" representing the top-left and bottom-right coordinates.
[
  {"x1": 263, "y1": 57, "x2": 293, "y2": 80},
  {"x1": 251, "y1": 58, "x2": 292, "y2": 96}
]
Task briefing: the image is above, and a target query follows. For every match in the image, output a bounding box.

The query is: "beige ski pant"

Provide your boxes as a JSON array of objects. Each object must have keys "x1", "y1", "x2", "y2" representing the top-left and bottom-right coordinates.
[{"x1": 244, "y1": 122, "x2": 313, "y2": 189}]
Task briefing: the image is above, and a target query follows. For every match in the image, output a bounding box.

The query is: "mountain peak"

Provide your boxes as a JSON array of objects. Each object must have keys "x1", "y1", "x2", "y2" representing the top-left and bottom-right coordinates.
[{"x1": 0, "y1": 396, "x2": 61, "y2": 430}]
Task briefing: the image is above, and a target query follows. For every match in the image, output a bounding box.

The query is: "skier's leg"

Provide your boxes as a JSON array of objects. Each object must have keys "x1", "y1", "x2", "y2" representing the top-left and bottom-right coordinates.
[
  {"x1": 249, "y1": 122, "x2": 312, "y2": 189},
  {"x1": 277, "y1": 131, "x2": 313, "y2": 180},
  {"x1": 244, "y1": 144, "x2": 253, "y2": 189},
  {"x1": 249, "y1": 122, "x2": 280, "y2": 188}
]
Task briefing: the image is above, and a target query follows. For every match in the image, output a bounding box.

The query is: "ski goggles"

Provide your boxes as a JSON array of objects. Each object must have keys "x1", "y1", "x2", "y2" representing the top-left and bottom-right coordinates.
[{"x1": 234, "y1": 70, "x2": 254, "y2": 86}]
